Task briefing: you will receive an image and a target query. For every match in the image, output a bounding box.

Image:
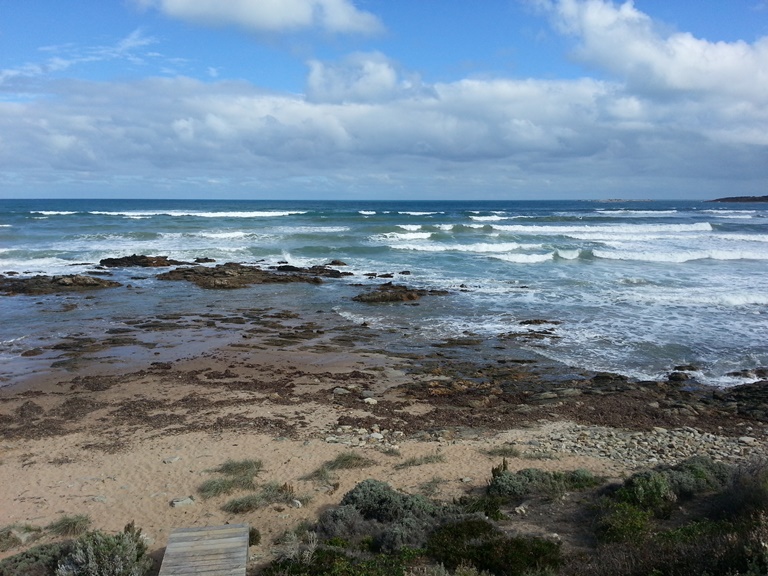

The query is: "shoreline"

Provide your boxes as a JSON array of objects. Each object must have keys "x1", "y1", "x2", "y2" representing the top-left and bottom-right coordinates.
[{"x1": 2, "y1": 298, "x2": 767, "y2": 570}]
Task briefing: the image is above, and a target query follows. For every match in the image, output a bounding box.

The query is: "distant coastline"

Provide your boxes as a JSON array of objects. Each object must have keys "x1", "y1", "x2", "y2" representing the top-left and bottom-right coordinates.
[{"x1": 709, "y1": 195, "x2": 768, "y2": 202}]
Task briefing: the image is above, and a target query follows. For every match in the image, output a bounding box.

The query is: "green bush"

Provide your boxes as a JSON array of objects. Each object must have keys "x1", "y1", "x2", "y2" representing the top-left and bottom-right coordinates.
[
  {"x1": 0, "y1": 541, "x2": 72, "y2": 576},
  {"x1": 614, "y1": 471, "x2": 676, "y2": 518},
  {"x1": 718, "y1": 459, "x2": 768, "y2": 519},
  {"x1": 595, "y1": 501, "x2": 653, "y2": 543},
  {"x1": 340, "y1": 479, "x2": 441, "y2": 523},
  {"x1": 55, "y1": 522, "x2": 152, "y2": 576},
  {"x1": 426, "y1": 518, "x2": 561, "y2": 575},
  {"x1": 487, "y1": 467, "x2": 601, "y2": 500}
]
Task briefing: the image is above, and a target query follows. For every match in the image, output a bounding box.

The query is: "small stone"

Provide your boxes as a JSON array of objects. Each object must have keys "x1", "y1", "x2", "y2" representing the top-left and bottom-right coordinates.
[
  {"x1": 325, "y1": 436, "x2": 339, "y2": 443},
  {"x1": 163, "y1": 456, "x2": 181, "y2": 464},
  {"x1": 461, "y1": 477, "x2": 472, "y2": 483},
  {"x1": 369, "y1": 432, "x2": 384, "y2": 441},
  {"x1": 92, "y1": 495, "x2": 107, "y2": 503},
  {"x1": 739, "y1": 436, "x2": 757, "y2": 445},
  {"x1": 291, "y1": 499, "x2": 303, "y2": 509},
  {"x1": 333, "y1": 387, "x2": 350, "y2": 395},
  {"x1": 361, "y1": 390, "x2": 376, "y2": 398},
  {"x1": 363, "y1": 398, "x2": 378, "y2": 405},
  {"x1": 170, "y1": 496, "x2": 195, "y2": 508}
]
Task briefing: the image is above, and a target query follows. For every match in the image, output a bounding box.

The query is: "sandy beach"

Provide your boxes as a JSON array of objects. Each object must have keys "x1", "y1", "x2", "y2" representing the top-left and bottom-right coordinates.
[{"x1": 1, "y1": 299, "x2": 766, "y2": 573}]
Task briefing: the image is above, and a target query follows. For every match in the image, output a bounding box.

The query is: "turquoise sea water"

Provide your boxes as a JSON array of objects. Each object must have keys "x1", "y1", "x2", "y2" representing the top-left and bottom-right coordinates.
[{"x1": 1, "y1": 198, "x2": 767, "y2": 387}]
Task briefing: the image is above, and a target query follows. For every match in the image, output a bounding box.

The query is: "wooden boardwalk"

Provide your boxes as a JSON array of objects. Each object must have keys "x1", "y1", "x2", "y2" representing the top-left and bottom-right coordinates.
[{"x1": 158, "y1": 524, "x2": 249, "y2": 576}]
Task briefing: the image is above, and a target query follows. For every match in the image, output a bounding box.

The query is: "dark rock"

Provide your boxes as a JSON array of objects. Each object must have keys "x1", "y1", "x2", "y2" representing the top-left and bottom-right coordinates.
[
  {"x1": 157, "y1": 262, "x2": 324, "y2": 289},
  {"x1": 591, "y1": 372, "x2": 629, "y2": 385},
  {"x1": 0, "y1": 274, "x2": 122, "y2": 295},
  {"x1": 20, "y1": 348, "x2": 44, "y2": 357},
  {"x1": 327, "y1": 260, "x2": 348, "y2": 266},
  {"x1": 668, "y1": 371, "x2": 691, "y2": 382},
  {"x1": 399, "y1": 271, "x2": 411, "y2": 275},
  {"x1": 195, "y1": 257, "x2": 216, "y2": 263},
  {"x1": 353, "y1": 282, "x2": 448, "y2": 303},
  {"x1": 99, "y1": 254, "x2": 189, "y2": 267}
]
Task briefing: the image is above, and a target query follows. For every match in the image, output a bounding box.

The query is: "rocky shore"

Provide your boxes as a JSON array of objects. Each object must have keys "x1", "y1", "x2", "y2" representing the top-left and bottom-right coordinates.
[{"x1": 1, "y1": 255, "x2": 767, "y2": 573}]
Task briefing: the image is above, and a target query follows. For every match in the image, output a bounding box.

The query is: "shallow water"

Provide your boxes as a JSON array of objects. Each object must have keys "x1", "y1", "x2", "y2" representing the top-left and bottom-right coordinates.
[{"x1": 1, "y1": 198, "x2": 767, "y2": 386}]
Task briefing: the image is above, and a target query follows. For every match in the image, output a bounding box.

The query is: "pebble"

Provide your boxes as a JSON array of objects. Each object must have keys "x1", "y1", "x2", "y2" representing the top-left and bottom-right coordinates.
[
  {"x1": 170, "y1": 496, "x2": 195, "y2": 507},
  {"x1": 363, "y1": 398, "x2": 378, "y2": 405}
]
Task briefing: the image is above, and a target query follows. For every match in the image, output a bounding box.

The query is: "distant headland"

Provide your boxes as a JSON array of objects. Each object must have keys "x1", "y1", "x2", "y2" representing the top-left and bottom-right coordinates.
[{"x1": 709, "y1": 195, "x2": 768, "y2": 202}]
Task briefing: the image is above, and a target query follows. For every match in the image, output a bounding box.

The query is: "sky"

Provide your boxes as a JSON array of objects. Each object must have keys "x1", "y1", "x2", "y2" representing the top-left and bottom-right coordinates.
[{"x1": 1, "y1": 1, "x2": 767, "y2": 200}]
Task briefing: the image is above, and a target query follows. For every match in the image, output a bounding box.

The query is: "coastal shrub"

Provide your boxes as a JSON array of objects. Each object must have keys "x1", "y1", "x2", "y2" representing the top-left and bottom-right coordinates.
[
  {"x1": 406, "y1": 563, "x2": 493, "y2": 576},
  {"x1": 661, "y1": 455, "x2": 731, "y2": 498},
  {"x1": 249, "y1": 527, "x2": 261, "y2": 546},
  {"x1": 316, "y1": 505, "x2": 371, "y2": 542},
  {"x1": 718, "y1": 458, "x2": 768, "y2": 519},
  {"x1": 614, "y1": 471, "x2": 676, "y2": 518},
  {"x1": 564, "y1": 516, "x2": 768, "y2": 576},
  {"x1": 487, "y1": 466, "x2": 601, "y2": 500},
  {"x1": 260, "y1": 546, "x2": 420, "y2": 576},
  {"x1": 595, "y1": 501, "x2": 653, "y2": 543},
  {"x1": 0, "y1": 541, "x2": 72, "y2": 576},
  {"x1": 426, "y1": 518, "x2": 561, "y2": 575},
  {"x1": 55, "y1": 522, "x2": 152, "y2": 576},
  {"x1": 456, "y1": 495, "x2": 505, "y2": 521},
  {"x1": 47, "y1": 514, "x2": 92, "y2": 537},
  {"x1": 340, "y1": 479, "x2": 441, "y2": 523}
]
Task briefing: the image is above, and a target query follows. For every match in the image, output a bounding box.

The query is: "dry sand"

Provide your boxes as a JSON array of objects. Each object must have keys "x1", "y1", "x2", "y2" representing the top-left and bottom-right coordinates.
[{"x1": 0, "y1": 341, "x2": 625, "y2": 570}]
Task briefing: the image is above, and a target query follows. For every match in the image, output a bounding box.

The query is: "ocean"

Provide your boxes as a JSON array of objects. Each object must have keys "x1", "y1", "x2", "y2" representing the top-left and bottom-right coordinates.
[{"x1": 1, "y1": 198, "x2": 767, "y2": 387}]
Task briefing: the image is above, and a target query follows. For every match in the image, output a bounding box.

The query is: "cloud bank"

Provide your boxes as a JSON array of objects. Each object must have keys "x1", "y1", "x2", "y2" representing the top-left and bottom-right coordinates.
[
  {"x1": 1, "y1": 0, "x2": 767, "y2": 199},
  {"x1": 134, "y1": 0, "x2": 383, "y2": 34}
]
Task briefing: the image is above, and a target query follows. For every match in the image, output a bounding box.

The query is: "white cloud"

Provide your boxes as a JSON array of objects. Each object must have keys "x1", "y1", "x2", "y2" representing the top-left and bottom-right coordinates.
[
  {"x1": 135, "y1": 0, "x2": 382, "y2": 34},
  {"x1": 534, "y1": 0, "x2": 768, "y2": 102},
  {"x1": 306, "y1": 52, "x2": 429, "y2": 103}
]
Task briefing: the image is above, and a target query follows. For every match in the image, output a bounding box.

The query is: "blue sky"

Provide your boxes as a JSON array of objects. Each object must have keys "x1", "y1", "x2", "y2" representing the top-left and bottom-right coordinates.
[{"x1": 1, "y1": 0, "x2": 767, "y2": 200}]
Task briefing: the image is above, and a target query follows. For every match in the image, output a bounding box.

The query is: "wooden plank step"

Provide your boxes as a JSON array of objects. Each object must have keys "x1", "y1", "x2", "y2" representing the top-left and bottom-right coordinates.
[{"x1": 158, "y1": 524, "x2": 248, "y2": 576}]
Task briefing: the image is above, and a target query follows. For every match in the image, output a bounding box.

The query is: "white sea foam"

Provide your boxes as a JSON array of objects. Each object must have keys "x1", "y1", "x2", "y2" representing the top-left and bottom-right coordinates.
[
  {"x1": 595, "y1": 209, "x2": 678, "y2": 216},
  {"x1": 89, "y1": 210, "x2": 307, "y2": 218},
  {"x1": 556, "y1": 249, "x2": 581, "y2": 260},
  {"x1": 390, "y1": 242, "x2": 525, "y2": 253},
  {"x1": 31, "y1": 211, "x2": 78, "y2": 216},
  {"x1": 199, "y1": 231, "x2": 250, "y2": 239},
  {"x1": 434, "y1": 224, "x2": 455, "y2": 231},
  {"x1": 491, "y1": 252, "x2": 554, "y2": 263},
  {"x1": 0, "y1": 225, "x2": 11, "y2": 228},
  {"x1": 398, "y1": 211, "x2": 442, "y2": 216},
  {"x1": 359, "y1": 211, "x2": 376, "y2": 216},
  {"x1": 375, "y1": 232, "x2": 433, "y2": 241},
  {"x1": 470, "y1": 215, "x2": 507, "y2": 222},
  {"x1": 593, "y1": 248, "x2": 768, "y2": 262},
  {"x1": 492, "y1": 222, "x2": 713, "y2": 235},
  {"x1": 397, "y1": 225, "x2": 422, "y2": 231}
]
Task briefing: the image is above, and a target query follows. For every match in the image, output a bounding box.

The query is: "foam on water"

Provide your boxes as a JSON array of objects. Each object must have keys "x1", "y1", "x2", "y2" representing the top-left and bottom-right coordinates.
[
  {"x1": 3, "y1": 198, "x2": 767, "y2": 387},
  {"x1": 491, "y1": 252, "x2": 555, "y2": 263}
]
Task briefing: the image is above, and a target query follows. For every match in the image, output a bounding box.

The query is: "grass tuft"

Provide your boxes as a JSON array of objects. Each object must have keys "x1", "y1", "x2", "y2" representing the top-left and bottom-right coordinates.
[
  {"x1": 46, "y1": 515, "x2": 91, "y2": 538},
  {"x1": 212, "y1": 458, "x2": 263, "y2": 477},
  {"x1": 483, "y1": 445, "x2": 522, "y2": 458},
  {"x1": 394, "y1": 452, "x2": 446, "y2": 470}
]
